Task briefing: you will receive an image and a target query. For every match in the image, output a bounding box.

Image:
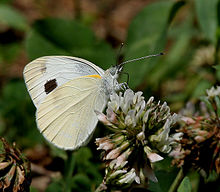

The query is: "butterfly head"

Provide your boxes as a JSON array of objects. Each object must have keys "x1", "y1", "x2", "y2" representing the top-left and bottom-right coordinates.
[
  {"x1": 102, "y1": 52, "x2": 164, "y2": 96},
  {"x1": 108, "y1": 64, "x2": 123, "y2": 80}
]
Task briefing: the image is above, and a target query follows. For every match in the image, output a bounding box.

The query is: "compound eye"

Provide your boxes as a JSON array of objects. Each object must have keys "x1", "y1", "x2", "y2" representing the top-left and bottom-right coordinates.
[{"x1": 110, "y1": 68, "x2": 117, "y2": 75}]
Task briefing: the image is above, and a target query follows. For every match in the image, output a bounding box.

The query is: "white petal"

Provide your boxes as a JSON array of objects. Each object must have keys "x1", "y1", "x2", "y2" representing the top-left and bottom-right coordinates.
[{"x1": 147, "y1": 153, "x2": 164, "y2": 163}]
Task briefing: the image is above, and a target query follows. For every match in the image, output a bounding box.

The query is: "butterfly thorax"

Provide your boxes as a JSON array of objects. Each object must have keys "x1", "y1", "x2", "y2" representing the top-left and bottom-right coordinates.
[{"x1": 101, "y1": 67, "x2": 119, "y2": 98}]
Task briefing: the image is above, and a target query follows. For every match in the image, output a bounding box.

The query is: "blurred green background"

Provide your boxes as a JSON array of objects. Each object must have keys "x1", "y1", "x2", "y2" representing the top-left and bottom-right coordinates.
[{"x1": 0, "y1": 0, "x2": 219, "y2": 191}]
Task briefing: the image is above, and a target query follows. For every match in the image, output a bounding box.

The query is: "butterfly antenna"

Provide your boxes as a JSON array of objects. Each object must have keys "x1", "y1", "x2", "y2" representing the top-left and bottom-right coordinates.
[
  {"x1": 119, "y1": 52, "x2": 164, "y2": 66},
  {"x1": 116, "y1": 43, "x2": 124, "y2": 66}
]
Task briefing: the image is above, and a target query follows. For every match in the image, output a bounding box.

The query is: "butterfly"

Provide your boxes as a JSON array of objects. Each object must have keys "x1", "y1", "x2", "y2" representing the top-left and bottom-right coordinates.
[
  {"x1": 23, "y1": 53, "x2": 162, "y2": 150},
  {"x1": 23, "y1": 56, "x2": 126, "y2": 150}
]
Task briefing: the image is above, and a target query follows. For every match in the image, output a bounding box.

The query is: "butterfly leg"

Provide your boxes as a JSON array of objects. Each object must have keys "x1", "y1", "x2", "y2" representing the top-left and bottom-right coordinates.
[{"x1": 115, "y1": 82, "x2": 129, "y2": 91}]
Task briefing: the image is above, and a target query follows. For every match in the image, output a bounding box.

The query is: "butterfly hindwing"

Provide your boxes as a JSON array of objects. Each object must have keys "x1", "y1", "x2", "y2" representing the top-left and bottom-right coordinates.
[
  {"x1": 36, "y1": 75, "x2": 106, "y2": 150},
  {"x1": 23, "y1": 56, "x2": 105, "y2": 107}
]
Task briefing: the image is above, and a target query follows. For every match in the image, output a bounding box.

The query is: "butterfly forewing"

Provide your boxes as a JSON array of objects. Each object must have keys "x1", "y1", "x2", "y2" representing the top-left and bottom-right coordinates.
[
  {"x1": 36, "y1": 76, "x2": 106, "y2": 150},
  {"x1": 23, "y1": 56, "x2": 105, "y2": 107}
]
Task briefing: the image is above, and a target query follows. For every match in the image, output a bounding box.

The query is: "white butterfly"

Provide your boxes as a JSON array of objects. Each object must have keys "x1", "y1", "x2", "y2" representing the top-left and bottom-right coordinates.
[{"x1": 23, "y1": 56, "x2": 126, "y2": 150}]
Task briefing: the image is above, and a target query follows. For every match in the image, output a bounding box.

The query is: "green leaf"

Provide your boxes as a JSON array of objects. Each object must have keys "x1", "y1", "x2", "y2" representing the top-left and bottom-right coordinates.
[
  {"x1": 49, "y1": 144, "x2": 67, "y2": 160},
  {"x1": 177, "y1": 176, "x2": 192, "y2": 192},
  {"x1": 26, "y1": 18, "x2": 115, "y2": 69},
  {"x1": 191, "y1": 80, "x2": 212, "y2": 98},
  {"x1": 25, "y1": 30, "x2": 68, "y2": 60},
  {"x1": 0, "y1": 43, "x2": 22, "y2": 63},
  {"x1": 195, "y1": 0, "x2": 218, "y2": 43},
  {"x1": 214, "y1": 96, "x2": 220, "y2": 116},
  {"x1": 0, "y1": 0, "x2": 13, "y2": 4},
  {"x1": 148, "y1": 164, "x2": 179, "y2": 192},
  {"x1": 124, "y1": 1, "x2": 177, "y2": 88},
  {"x1": 149, "y1": 32, "x2": 191, "y2": 86},
  {"x1": 148, "y1": 10, "x2": 195, "y2": 91},
  {"x1": 205, "y1": 170, "x2": 219, "y2": 182},
  {"x1": 215, "y1": 65, "x2": 220, "y2": 80},
  {"x1": 30, "y1": 187, "x2": 39, "y2": 192},
  {"x1": 168, "y1": 1, "x2": 186, "y2": 24},
  {"x1": 71, "y1": 174, "x2": 91, "y2": 192},
  {"x1": 0, "y1": 80, "x2": 43, "y2": 147},
  {"x1": 74, "y1": 147, "x2": 92, "y2": 163},
  {"x1": 187, "y1": 172, "x2": 200, "y2": 192},
  {"x1": 215, "y1": 65, "x2": 220, "y2": 71},
  {"x1": 200, "y1": 96, "x2": 214, "y2": 112},
  {"x1": 74, "y1": 147, "x2": 102, "y2": 185},
  {"x1": 0, "y1": 4, "x2": 28, "y2": 31},
  {"x1": 46, "y1": 180, "x2": 63, "y2": 192},
  {"x1": 149, "y1": 171, "x2": 177, "y2": 192},
  {"x1": 34, "y1": 19, "x2": 96, "y2": 52}
]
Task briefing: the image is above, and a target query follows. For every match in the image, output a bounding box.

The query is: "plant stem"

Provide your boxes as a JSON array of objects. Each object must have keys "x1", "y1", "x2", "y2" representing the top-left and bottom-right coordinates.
[
  {"x1": 64, "y1": 150, "x2": 75, "y2": 192},
  {"x1": 168, "y1": 168, "x2": 185, "y2": 192}
]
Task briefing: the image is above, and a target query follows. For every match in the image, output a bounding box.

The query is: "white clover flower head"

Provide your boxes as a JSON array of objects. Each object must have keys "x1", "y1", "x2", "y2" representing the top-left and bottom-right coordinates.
[
  {"x1": 95, "y1": 89, "x2": 179, "y2": 190},
  {"x1": 206, "y1": 86, "x2": 220, "y2": 98},
  {"x1": 118, "y1": 168, "x2": 137, "y2": 185}
]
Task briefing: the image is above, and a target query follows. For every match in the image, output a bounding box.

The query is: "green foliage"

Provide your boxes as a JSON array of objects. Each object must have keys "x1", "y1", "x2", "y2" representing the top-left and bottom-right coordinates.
[
  {"x1": 0, "y1": 4, "x2": 28, "y2": 31},
  {"x1": 25, "y1": 29, "x2": 68, "y2": 59},
  {"x1": 148, "y1": 158, "x2": 179, "y2": 192},
  {"x1": 46, "y1": 180, "x2": 63, "y2": 192},
  {"x1": 0, "y1": 43, "x2": 22, "y2": 64},
  {"x1": 71, "y1": 174, "x2": 91, "y2": 192},
  {"x1": 73, "y1": 148, "x2": 102, "y2": 189},
  {"x1": 215, "y1": 64, "x2": 220, "y2": 80},
  {"x1": 124, "y1": 1, "x2": 175, "y2": 88},
  {"x1": 30, "y1": 187, "x2": 39, "y2": 192},
  {"x1": 205, "y1": 171, "x2": 219, "y2": 183},
  {"x1": 214, "y1": 95, "x2": 220, "y2": 115},
  {"x1": 177, "y1": 177, "x2": 192, "y2": 192},
  {"x1": 46, "y1": 148, "x2": 102, "y2": 192},
  {"x1": 149, "y1": 170, "x2": 178, "y2": 192},
  {"x1": 0, "y1": 4, "x2": 26, "y2": 65},
  {"x1": 25, "y1": 18, "x2": 116, "y2": 70},
  {"x1": 200, "y1": 96, "x2": 215, "y2": 112},
  {"x1": 195, "y1": 0, "x2": 218, "y2": 43},
  {"x1": 0, "y1": 81, "x2": 44, "y2": 147}
]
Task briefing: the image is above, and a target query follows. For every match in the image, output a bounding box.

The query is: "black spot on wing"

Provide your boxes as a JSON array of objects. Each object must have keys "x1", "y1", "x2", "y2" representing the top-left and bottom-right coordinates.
[{"x1": 44, "y1": 79, "x2": 57, "y2": 94}]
